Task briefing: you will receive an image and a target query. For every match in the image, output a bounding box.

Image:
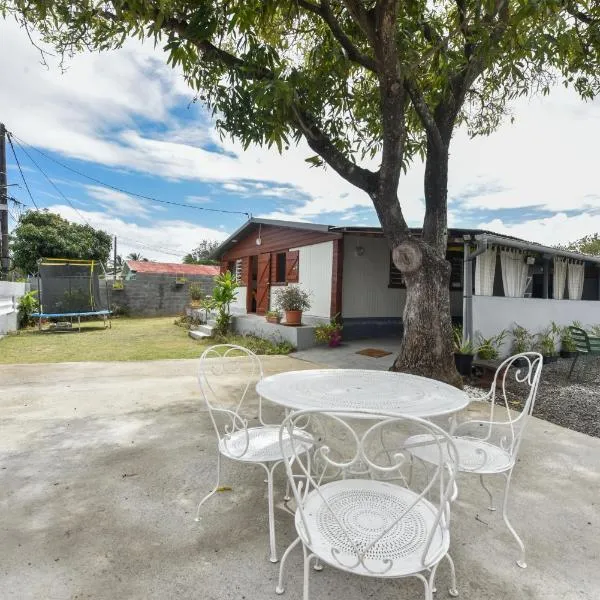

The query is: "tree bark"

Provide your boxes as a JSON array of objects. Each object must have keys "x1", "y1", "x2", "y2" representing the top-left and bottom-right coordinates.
[{"x1": 390, "y1": 141, "x2": 462, "y2": 388}]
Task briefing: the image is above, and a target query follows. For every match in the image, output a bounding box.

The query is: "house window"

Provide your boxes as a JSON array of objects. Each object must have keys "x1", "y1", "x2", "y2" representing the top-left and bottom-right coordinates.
[
  {"x1": 448, "y1": 251, "x2": 463, "y2": 290},
  {"x1": 235, "y1": 259, "x2": 243, "y2": 283},
  {"x1": 389, "y1": 254, "x2": 405, "y2": 288},
  {"x1": 275, "y1": 252, "x2": 287, "y2": 283}
]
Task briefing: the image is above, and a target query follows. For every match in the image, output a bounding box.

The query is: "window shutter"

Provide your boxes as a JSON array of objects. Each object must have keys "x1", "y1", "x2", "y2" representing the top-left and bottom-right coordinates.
[
  {"x1": 270, "y1": 253, "x2": 278, "y2": 283},
  {"x1": 240, "y1": 257, "x2": 250, "y2": 286},
  {"x1": 220, "y1": 259, "x2": 228, "y2": 275},
  {"x1": 286, "y1": 250, "x2": 299, "y2": 283}
]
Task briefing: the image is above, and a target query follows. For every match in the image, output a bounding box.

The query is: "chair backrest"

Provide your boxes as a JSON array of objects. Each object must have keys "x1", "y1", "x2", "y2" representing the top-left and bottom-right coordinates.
[
  {"x1": 455, "y1": 352, "x2": 543, "y2": 467},
  {"x1": 198, "y1": 344, "x2": 264, "y2": 458},
  {"x1": 569, "y1": 326, "x2": 592, "y2": 354},
  {"x1": 280, "y1": 410, "x2": 458, "y2": 575}
]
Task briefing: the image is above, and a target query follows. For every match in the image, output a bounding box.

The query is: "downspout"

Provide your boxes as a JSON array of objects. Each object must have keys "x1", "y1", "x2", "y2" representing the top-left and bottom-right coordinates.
[{"x1": 463, "y1": 237, "x2": 489, "y2": 346}]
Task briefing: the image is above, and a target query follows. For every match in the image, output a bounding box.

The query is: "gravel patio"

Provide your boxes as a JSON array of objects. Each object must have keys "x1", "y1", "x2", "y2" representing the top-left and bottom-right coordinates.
[{"x1": 0, "y1": 357, "x2": 598, "y2": 599}]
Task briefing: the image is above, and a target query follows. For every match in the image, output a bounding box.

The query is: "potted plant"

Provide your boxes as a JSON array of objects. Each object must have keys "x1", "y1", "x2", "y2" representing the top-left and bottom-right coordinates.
[
  {"x1": 315, "y1": 314, "x2": 343, "y2": 347},
  {"x1": 265, "y1": 310, "x2": 282, "y2": 324},
  {"x1": 274, "y1": 286, "x2": 311, "y2": 326},
  {"x1": 560, "y1": 325, "x2": 578, "y2": 358},
  {"x1": 453, "y1": 325, "x2": 475, "y2": 376},
  {"x1": 537, "y1": 327, "x2": 559, "y2": 363},
  {"x1": 189, "y1": 283, "x2": 204, "y2": 308},
  {"x1": 477, "y1": 330, "x2": 508, "y2": 360},
  {"x1": 511, "y1": 324, "x2": 533, "y2": 366}
]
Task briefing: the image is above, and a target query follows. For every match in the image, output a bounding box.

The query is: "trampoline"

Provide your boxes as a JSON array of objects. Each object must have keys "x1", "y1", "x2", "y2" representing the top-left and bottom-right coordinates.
[{"x1": 32, "y1": 258, "x2": 112, "y2": 332}]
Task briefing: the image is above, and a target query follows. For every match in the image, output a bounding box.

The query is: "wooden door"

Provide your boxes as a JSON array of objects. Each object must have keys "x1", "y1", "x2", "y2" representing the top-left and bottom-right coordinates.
[{"x1": 256, "y1": 253, "x2": 271, "y2": 315}]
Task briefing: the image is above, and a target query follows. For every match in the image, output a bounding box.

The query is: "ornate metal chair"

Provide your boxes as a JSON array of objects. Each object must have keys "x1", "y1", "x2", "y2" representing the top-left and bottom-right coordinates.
[
  {"x1": 276, "y1": 410, "x2": 459, "y2": 600},
  {"x1": 195, "y1": 344, "x2": 313, "y2": 563},
  {"x1": 408, "y1": 352, "x2": 543, "y2": 568}
]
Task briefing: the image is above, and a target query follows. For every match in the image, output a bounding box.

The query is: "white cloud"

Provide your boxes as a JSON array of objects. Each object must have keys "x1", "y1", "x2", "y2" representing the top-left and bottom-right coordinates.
[
  {"x1": 44, "y1": 204, "x2": 229, "y2": 262},
  {"x1": 185, "y1": 195, "x2": 212, "y2": 204},
  {"x1": 85, "y1": 185, "x2": 151, "y2": 218}
]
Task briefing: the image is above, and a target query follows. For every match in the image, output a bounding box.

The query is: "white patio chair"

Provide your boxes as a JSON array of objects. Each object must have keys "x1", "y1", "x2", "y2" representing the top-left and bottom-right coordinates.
[
  {"x1": 276, "y1": 409, "x2": 459, "y2": 600},
  {"x1": 408, "y1": 352, "x2": 543, "y2": 568},
  {"x1": 195, "y1": 344, "x2": 313, "y2": 563}
]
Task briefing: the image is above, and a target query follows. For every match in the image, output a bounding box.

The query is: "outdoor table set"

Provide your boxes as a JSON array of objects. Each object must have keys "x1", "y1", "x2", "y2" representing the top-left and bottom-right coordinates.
[{"x1": 195, "y1": 345, "x2": 543, "y2": 600}]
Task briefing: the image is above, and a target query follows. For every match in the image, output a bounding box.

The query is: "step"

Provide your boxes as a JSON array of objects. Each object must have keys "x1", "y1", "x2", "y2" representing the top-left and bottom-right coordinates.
[
  {"x1": 189, "y1": 330, "x2": 211, "y2": 340},
  {"x1": 196, "y1": 324, "x2": 214, "y2": 335},
  {"x1": 207, "y1": 319, "x2": 217, "y2": 327}
]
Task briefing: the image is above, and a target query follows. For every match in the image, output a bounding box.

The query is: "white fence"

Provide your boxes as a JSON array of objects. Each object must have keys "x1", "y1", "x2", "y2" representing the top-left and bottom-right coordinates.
[
  {"x1": 472, "y1": 295, "x2": 600, "y2": 356},
  {"x1": 0, "y1": 281, "x2": 30, "y2": 335}
]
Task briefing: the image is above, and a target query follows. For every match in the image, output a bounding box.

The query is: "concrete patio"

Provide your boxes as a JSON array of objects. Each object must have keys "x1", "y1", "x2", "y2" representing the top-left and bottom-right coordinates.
[{"x1": 1, "y1": 357, "x2": 598, "y2": 600}]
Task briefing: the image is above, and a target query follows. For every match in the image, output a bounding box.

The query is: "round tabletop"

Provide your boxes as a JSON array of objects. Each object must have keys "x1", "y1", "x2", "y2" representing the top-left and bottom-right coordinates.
[{"x1": 256, "y1": 369, "x2": 469, "y2": 418}]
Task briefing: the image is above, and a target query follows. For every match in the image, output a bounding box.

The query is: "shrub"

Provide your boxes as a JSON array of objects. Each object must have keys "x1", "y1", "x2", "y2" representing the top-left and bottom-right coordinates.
[
  {"x1": 274, "y1": 285, "x2": 311, "y2": 312},
  {"x1": 17, "y1": 290, "x2": 39, "y2": 328},
  {"x1": 477, "y1": 330, "x2": 508, "y2": 360},
  {"x1": 452, "y1": 325, "x2": 475, "y2": 354},
  {"x1": 213, "y1": 334, "x2": 294, "y2": 355},
  {"x1": 511, "y1": 324, "x2": 533, "y2": 354},
  {"x1": 189, "y1": 283, "x2": 204, "y2": 302},
  {"x1": 212, "y1": 271, "x2": 238, "y2": 335}
]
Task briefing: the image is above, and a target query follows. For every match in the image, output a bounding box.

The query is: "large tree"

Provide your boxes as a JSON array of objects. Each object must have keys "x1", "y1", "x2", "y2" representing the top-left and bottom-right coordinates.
[
  {"x1": 3, "y1": 1, "x2": 599, "y2": 384},
  {"x1": 183, "y1": 239, "x2": 220, "y2": 264},
  {"x1": 11, "y1": 211, "x2": 112, "y2": 275}
]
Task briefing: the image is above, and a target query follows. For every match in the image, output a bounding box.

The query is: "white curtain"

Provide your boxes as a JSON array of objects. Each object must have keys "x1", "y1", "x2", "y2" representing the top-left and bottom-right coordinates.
[
  {"x1": 567, "y1": 261, "x2": 585, "y2": 300},
  {"x1": 553, "y1": 257, "x2": 567, "y2": 300},
  {"x1": 474, "y1": 247, "x2": 497, "y2": 295},
  {"x1": 500, "y1": 249, "x2": 528, "y2": 298}
]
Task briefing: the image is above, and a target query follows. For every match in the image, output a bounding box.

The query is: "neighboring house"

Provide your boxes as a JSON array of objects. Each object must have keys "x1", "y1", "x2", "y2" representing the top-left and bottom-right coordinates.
[
  {"x1": 212, "y1": 218, "x2": 600, "y2": 351},
  {"x1": 0, "y1": 281, "x2": 30, "y2": 335},
  {"x1": 116, "y1": 261, "x2": 219, "y2": 316}
]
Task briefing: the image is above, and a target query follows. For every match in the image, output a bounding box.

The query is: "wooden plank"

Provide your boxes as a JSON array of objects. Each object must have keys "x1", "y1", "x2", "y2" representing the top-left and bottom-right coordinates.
[
  {"x1": 286, "y1": 250, "x2": 299, "y2": 283},
  {"x1": 330, "y1": 238, "x2": 343, "y2": 317},
  {"x1": 256, "y1": 254, "x2": 271, "y2": 315}
]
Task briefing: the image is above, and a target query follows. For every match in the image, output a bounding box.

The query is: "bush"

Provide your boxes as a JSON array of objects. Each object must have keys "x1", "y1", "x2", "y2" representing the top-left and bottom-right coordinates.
[
  {"x1": 17, "y1": 290, "x2": 39, "y2": 328},
  {"x1": 213, "y1": 334, "x2": 294, "y2": 355},
  {"x1": 212, "y1": 271, "x2": 238, "y2": 335},
  {"x1": 189, "y1": 283, "x2": 204, "y2": 302},
  {"x1": 274, "y1": 285, "x2": 311, "y2": 312}
]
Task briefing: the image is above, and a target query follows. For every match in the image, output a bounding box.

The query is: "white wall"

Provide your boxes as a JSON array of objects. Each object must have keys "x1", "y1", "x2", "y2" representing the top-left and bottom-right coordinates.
[
  {"x1": 230, "y1": 286, "x2": 247, "y2": 314},
  {"x1": 0, "y1": 281, "x2": 30, "y2": 334},
  {"x1": 269, "y1": 241, "x2": 333, "y2": 319},
  {"x1": 342, "y1": 235, "x2": 405, "y2": 318},
  {"x1": 472, "y1": 295, "x2": 600, "y2": 355}
]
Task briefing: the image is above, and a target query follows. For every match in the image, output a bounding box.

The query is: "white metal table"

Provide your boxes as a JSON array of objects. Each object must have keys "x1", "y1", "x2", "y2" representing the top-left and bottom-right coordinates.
[{"x1": 256, "y1": 369, "x2": 469, "y2": 418}]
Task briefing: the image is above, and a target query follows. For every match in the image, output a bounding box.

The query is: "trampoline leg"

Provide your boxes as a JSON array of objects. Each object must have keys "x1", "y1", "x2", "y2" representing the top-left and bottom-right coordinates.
[
  {"x1": 38, "y1": 317, "x2": 41, "y2": 332},
  {"x1": 78, "y1": 315, "x2": 81, "y2": 332}
]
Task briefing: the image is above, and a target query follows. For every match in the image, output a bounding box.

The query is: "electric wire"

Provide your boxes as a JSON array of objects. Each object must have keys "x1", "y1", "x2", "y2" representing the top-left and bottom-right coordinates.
[
  {"x1": 6, "y1": 134, "x2": 39, "y2": 210},
  {"x1": 9, "y1": 132, "x2": 251, "y2": 218}
]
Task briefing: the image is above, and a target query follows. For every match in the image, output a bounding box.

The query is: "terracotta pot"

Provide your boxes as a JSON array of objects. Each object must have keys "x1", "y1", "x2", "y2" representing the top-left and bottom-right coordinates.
[
  {"x1": 266, "y1": 316, "x2": 281, "y2": 324},
  {"x1": 285, "y1": 310, "x2": 303, "y2": 325}
]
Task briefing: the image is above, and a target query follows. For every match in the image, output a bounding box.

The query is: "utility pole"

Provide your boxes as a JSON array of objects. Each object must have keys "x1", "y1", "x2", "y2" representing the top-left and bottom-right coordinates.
[
  {"x1": 0, "y1": 123, "x2": 9, "y2": 279},
  {"x1": 113, "y1": 236, "x2": 117, "y2": 279}
]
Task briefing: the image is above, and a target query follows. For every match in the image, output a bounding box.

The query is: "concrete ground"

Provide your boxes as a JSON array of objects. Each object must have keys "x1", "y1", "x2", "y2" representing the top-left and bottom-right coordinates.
[
  {"x1": 1, "y1": 357, "x2": 598, "y2": 600},
  {"x1": 291, "y1": 338, "x2": 402, "y2": 369}
]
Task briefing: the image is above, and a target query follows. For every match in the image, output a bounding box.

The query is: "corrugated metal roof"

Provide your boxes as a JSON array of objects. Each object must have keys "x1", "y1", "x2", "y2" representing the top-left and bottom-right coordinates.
[{"x1": 125, "y1": 261, "x2": 220, "y2": 275}]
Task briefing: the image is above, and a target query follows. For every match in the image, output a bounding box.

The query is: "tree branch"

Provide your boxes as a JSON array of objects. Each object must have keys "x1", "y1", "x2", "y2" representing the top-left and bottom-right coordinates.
[
  {"x1": 405, "y1": 78, "x2": 444, "y2": 151},
  {"x1": 341, "y1": 0, "x2": 376, "y2": 43},
  {"x1": 296, "y1": 0, "x2": 378, "y2": 72}
]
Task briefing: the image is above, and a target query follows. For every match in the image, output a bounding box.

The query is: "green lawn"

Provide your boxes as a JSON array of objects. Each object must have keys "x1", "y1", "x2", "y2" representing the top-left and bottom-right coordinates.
[{"x1": 0, "y1": 317, "x2": 211, "y2": 363}]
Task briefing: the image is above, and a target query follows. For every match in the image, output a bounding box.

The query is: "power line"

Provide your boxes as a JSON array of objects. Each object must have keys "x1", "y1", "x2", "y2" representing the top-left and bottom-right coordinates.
[
  {"x1": 6, "y1": 133, "x2": 39, "y2": 210},
  {"x1": 9, "y1": 132, "x2": 251, "y2": 218}
]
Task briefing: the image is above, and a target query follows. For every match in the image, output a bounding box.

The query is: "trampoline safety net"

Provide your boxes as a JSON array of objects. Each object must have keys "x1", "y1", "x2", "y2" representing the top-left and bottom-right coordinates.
[{"x1": 38, "y1": 259, "x2": 110, "y2": 315}]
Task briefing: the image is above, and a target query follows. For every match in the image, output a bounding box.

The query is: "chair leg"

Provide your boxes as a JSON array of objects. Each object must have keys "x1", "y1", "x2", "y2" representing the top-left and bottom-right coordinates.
[
  {"x1": 416, "y1": 572, "x2": 433, "y2": 600},
  {"x1": 303, "y1": 546, "x2": 314, "y2": 600},
  {"x1": 501, "y1": 470, "x2": 527, "y2": 568},
  {"x1": 276, "y1": 536, "x2": 301, "y2": 594},
  {"x1": 479, "y1": 474, "x2": 496, "y2": 511},
  {"x1": 266, "y1": 463, "x2": 279, "y2": 563},
  {"x1": 567, "y1": 353, "x2": 579, "y2": 381},
  {"x1": 195, "y1": 451, "x2": 222, "y2": 522},
  {"x1": 445, "y1": 553, "x2": 459, "y2": 597}
]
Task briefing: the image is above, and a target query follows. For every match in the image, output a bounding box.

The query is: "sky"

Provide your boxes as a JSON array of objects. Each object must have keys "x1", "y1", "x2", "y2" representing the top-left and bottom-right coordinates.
[{"x1": 1, "y1": 18, "x2": 599, "y2": 262}]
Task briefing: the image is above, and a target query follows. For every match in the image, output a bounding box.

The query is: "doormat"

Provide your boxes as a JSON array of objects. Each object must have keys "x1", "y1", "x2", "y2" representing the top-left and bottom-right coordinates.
[{"x1": 356, "y1": 348, "x2": 393, "y2": 358}]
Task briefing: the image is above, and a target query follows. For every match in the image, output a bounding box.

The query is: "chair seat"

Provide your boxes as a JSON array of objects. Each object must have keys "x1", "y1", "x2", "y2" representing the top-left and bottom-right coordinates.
[
  {"x1": 407, "y1": 434, "x2": 513, "y2": 474},
  {"x1": 295, "y1": 479, "x2": 448, "y2": 578},
  {"x1": 219, "y1": 426, "x2": 313, "y2": 463}
]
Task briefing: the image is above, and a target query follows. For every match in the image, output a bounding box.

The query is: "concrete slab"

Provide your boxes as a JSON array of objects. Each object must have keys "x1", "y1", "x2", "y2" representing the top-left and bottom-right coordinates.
[
  {"x1": 291, "y1": 337, "x2": 402, "y2": 370},
  {"x1": 0, "y1": 357, "x2": 598, "y2": 600}
]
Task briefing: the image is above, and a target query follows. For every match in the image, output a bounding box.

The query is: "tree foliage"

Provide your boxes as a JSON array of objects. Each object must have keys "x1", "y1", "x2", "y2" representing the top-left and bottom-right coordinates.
[
  {"x1": 564, "y1": 233, "x2": 600, "y2": 255},
  {"x1": 183, "y1": 239, "x2": 220, "y2": 264},
  {"x1": 11, "y1": 211, "x2": 112, "y2": 275}
]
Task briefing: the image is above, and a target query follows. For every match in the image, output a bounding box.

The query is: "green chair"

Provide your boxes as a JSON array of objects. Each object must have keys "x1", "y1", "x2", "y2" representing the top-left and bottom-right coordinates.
[{"x1": 567, "y1": 326, "x2": 600, "y2": 380}]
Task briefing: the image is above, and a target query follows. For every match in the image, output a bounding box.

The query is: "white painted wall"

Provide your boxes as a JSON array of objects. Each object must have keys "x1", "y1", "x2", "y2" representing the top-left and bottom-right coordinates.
[
  {"x1": 269, "y1": 241, "x2": 333, "y2": 318},
  {"x1": 0, "y1": 281, "x2": 30, "y2": 334},
  {"x1": 472, "y1": 295, "x2": 600, "y2": 356},
  {"x1": 230, "y1": 286, "x2": 247, "y2": 314}
]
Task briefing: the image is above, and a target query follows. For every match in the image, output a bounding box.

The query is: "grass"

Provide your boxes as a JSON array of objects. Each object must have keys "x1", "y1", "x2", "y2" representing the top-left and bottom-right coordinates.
[
  {"x1": 0, "y1": 317, "x2": 212, "y2": 364},
  {"x1": 0, "y1": 316, "x2": 295, "y2": 364}
]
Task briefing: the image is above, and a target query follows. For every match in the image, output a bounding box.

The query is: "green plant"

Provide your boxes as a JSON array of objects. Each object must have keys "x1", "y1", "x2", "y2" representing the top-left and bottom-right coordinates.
[
  {"x1": 561, "y1": 327, "x2": 577, "y2": 352},
  {"x1": 189, "y1": 283, "x2": 204, "y2": 302},
  {"x1": 477, "y1": 330, "x2": 508, "y2": 360},
  {"x1": 537, "y1": 327, "x2": 558, "y2": 356},
  {"x1": 17, "y1": 290, "x2": 39, "y2": 328},
  {"x1": 266, "y1": 310, "x2": 282, "y2": 320},
  {"x1": 212, "y1": 271, "x2": 239, "y2": 335},
  {"x1": 213, "y1": 334, "x2": 294, "y2": 355},
  {"x1": 315, "y1": 314, "x2": 343, "y2": 346},
  {"x1": 274, "y1": 286, "x2": 311, "y2": 312},
  {"x1": 588, "y1": 324, "x2": 600, "y2": 338},
  {"x1": 511, "y1": 324, "x2": 533, "y2": 354},
  {"x1": 452, "y1": 325, "x2": 475, "y2": 355},
  {"x1": 112, "y1": 279, "x2": 124, "y2": 290}
]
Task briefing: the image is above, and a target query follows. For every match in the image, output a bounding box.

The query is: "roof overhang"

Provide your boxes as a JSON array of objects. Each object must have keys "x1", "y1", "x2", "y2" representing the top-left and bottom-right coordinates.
[{"x1": 473, "y1": 233, "x2": 600, "y2": 265}]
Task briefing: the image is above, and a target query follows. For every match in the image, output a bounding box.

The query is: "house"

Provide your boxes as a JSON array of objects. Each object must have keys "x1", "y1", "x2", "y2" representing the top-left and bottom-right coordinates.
[
  {"x1": 116, "y1": 261, "x2": 219, "y2": 316},
  {"x1": 212, "y1": 218, "x2": 600, "y2": 352}
]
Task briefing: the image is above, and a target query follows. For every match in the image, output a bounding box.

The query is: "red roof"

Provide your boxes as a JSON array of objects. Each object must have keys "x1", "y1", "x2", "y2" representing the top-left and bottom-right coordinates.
[{"x1": 126, "y1": 261, "x2": 219, "y2": 276}]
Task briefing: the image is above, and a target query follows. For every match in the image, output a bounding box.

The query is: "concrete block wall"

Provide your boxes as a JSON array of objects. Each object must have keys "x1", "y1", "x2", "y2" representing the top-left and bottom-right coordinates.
[
  {"x1": 112, "y1": 274, "x2": 215, "y2": 317},
  {"x1": 0, "y1": 281, "x2": 30, "y2": 334}
]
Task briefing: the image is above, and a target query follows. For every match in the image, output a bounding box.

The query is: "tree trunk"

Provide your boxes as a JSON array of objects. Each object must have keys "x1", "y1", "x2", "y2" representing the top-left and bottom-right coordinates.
[{"x1": 390, "y1": 239, "x2": 461, "y2": 387}]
